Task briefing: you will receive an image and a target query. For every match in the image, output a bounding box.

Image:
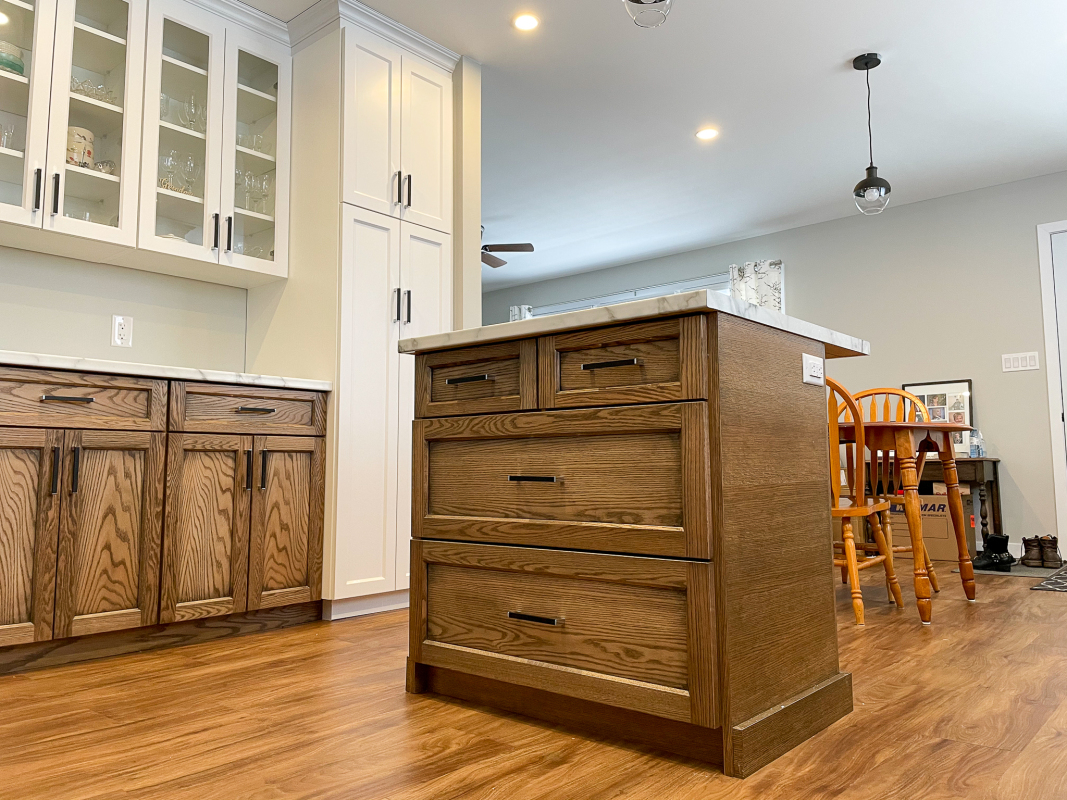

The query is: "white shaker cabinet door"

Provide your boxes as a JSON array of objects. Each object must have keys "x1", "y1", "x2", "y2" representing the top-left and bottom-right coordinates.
[
  {"x1": 395, "y1": 222, "x2": 452, "y2": 590},
  {"x1": 399, "y1": 53, "x2": 452, "y2": 234},
  {"x1": 333, "y1": 204, "x2": 402, "y2": 599},
  {"x1": 341, "y1": 25, "x2": 402, "y2": 219}
]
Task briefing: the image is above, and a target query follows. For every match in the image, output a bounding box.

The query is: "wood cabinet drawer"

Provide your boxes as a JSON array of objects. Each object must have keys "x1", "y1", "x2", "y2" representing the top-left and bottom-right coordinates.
[
  {"x1": 539, "y1": 317, "x2": 707, "y2": 409},
  {"x1": 415, "y1": 340, "x2": 538, "y2": 418},
  {"x1": 0, "y1": 367, "x2": 167, "y2": 431},
  {"x1": 411, "y1": 539, "x2": 718, "y2": 725},
  {"x1": 170, "y1": 382, "x2": 326, "y2": 436},
  {"x1": 414, "y1": 403, "x2": 711, "y2": 559}
]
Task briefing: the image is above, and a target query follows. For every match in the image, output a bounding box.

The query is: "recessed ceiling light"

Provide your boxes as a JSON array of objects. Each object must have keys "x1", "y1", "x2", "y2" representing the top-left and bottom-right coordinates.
[
  {"x1": 514, "y1": 14, "x2": 539, "y2": 31},
  {"x1": 696, "y1": 128, "x2": 719, "y2": 141},
  {"x1": 0, "y1": 11, "x2": 10, "y2": 24}
]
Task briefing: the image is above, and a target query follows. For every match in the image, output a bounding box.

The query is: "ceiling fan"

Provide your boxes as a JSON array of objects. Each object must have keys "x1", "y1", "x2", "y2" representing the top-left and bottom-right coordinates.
[{"x1": 480, "y1": 227, "x2": 534, "y2": 268}]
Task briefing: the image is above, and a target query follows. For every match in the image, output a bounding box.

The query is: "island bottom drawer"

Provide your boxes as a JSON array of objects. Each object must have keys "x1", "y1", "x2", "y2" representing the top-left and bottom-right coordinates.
[{"x1": 410, "y1": 539, "x2": 718, "y2": 726}]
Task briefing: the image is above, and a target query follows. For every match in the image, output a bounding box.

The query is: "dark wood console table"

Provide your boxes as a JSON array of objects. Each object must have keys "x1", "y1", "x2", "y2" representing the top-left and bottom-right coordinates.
[{"x1": 920, "y1": 457, "x2": 1002, "y2": 549}]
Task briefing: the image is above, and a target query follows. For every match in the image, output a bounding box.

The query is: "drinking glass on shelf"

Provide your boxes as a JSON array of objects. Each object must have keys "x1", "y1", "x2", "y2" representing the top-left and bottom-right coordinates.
[
  {"x1": 0, "y1": 124, "x2": 14, "y2": 149},
  {"x1": 251, "y1": 134, "x2": 264, "y2": 153},
  {"x1": 178, "y1": 94, "x2": 197, "y2": 128},
  {"x1": 160, "y1": 92, "x2": 170, "y2": 122},
  {"x1": 241, "y1": 170, "x2": 255, "y2": 211},
  {"x1": 196, "y1": 103, "x2": 207, "y2": 133},
  {"x1": 257, "y1": 173, "x2": 273, "y2": 214},
  {"x1": 159, "y1": 149, "x2": 179, "y2": 191}
]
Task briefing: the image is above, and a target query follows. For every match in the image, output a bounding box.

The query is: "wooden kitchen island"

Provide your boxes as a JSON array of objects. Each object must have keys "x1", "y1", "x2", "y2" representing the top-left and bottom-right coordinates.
[{"x1": 399, "y1": 290, "x2": 869, "y2": 777}]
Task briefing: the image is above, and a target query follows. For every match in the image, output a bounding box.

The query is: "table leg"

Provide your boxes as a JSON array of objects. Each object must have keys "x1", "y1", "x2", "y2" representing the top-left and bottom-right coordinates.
[
  {"x1": 895, "y1": 431, "x2": 932, "y2": 624},
  {"x1": 940, "y1": 445, "x2": 977, "y2": 601},
  {"x1": 979, "y1": 483, "x2": 990, "y2": 549},
  {"x1": 870, "y1": 511, "x2": 904, "y2": 608}
]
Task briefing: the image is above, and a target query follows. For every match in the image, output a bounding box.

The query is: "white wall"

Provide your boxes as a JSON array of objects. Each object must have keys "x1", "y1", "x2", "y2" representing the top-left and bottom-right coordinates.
[
  {"x1": 484, "y1": 171, "x2": 1067, "y2": 545},
  {"x1": 0, "y1": 246, "x2": 247, "y2": 370}
]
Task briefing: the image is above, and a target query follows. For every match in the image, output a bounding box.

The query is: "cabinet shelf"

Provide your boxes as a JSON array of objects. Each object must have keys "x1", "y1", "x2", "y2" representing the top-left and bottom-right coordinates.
[
  {"x1": 235, "y1": 205, "x2": 274, "y2": 235},
  {"x1": 235, "y1": 145, "x2": 275, "y2": 165},
  {"x1": 156, "y1": 186, "x2": 204, "y2": 228},
  {"x1": 236, "y1": 83, "x2": 275, "y2": 124},
  {"x1": 72, "y1": 21, "x2": 127, "y2": 75},
  {"x1": 65, "y1": 163, "x2": 120, "y2": 202},
  {"x1": 1, "y1": 0, "x2": 35, "y2": 12},
  {"x1": 160, "y1": 119, "x2": 206, "y2": 140},
  {"x1": 0, "y1": 69, "x2": 30, "y2": 116},
  {"x1": 160, "y1": 54, "x2": 208, "y2": 109},
  {"x1": 0, "y1": 146, "x2": 24, "y2": 184},
  {"x1": 161, "y1": 53, "x2": 207, "y2": 76},
  {"x1": 68, "y1": 91, "x2": 124, "y2": 136}
]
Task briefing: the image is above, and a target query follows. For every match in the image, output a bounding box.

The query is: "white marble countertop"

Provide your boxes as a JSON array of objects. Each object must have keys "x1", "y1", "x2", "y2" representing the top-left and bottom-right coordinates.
[
  {"x1": 0, "y1": 350, "x2": 333, "y2": 391},
  {"x1": 399, "y1": 290, "x2": 870, "y2": 358}
]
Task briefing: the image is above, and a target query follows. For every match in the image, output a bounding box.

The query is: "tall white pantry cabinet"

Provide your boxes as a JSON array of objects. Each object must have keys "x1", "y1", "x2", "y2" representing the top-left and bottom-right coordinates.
[{"x1": 283, "y1": 4, "x2": 457, "y2": 609}]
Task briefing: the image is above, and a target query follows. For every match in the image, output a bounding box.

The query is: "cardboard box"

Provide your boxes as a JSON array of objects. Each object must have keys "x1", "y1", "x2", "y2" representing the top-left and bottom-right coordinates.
[{"x1": 888, "y1": 496, "x2": 976, "y2": 561}]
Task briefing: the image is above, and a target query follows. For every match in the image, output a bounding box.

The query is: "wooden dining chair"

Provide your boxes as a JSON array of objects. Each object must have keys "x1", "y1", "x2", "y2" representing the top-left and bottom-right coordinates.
[
  {"x1": 851, "y1": 388, "x2": 941, "y2": 594},
  {"x1": 827, "y1": 378, "x2": 905, "y2": 624}
]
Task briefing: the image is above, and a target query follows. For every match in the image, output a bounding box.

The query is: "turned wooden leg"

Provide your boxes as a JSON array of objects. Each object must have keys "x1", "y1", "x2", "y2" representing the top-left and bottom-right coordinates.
[
  {"x1": 925, "y1": 550, "x2": 941, "y2": 593},
  {"x1": 979, "y1": 483, "x2": 990, "y2": 550},
  {"x1": 940, "y1": 448, "x2": 977, "y2": 601},
  {"x1": 871, "y1": 511, "x2": 904, "y2": 608},
  {"x1": 842, "y1": 517, "x2": 864, "y2": 625},
  {"x1": 895, "y1": 433, "x2": 932, "y2": 624}
]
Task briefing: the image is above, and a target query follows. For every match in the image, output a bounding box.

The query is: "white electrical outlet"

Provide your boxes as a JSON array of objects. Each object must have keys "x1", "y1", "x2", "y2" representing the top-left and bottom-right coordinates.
[
  {"x1": 802, "y1": 353, "x2": 825, "y2": 386},
  {"x1": 112, "y1": 315, "x2": 133, "y2": 347},
  {"x1": 1001, "y1": 351, "x2": 1039, "y2": 372}
]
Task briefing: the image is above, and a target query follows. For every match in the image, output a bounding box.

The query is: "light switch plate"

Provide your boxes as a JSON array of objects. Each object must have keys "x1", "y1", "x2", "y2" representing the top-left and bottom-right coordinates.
[
  {"x1": 1002, "y1": 351, "x2": 1039, "y2": 372},
  {"x1": 802, "y1": 353, "x2": 825, "y2": 386},
  {"x1": 112, "y1": 315, "x2": 133, "y2": 347}
]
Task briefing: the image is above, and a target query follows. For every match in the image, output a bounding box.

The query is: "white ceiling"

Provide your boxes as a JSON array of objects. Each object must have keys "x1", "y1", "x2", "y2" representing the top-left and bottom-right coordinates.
[{"x1": 242, "y1": 1, "x2": 1067, "y2": 291}]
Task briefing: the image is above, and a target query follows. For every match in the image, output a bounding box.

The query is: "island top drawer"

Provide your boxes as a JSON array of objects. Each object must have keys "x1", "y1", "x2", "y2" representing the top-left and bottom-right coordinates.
[
  {"x1": 411, "y1": 539, "x2": 719, "y2": 726},
  {"x1": 170, "y1": 382, "x2": 326, "y2": 436},
  {"x1": 413, "y1": 402, "x2": 711, "y2": 559},
  {"x1": 416, "y1": 340, "x2": 538, "y2": 418},
  {"x1": 539, "y1": 316, "x2": 708, "y2": 409},
  {"x1": 0, "y1": 367, "x2": 167, "y2": 430}
]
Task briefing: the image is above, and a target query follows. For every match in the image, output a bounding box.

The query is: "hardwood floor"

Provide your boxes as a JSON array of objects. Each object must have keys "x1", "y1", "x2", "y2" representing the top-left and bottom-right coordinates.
[{"x1": 1, "y1": 565, "x2": 1065, "y2": 799}]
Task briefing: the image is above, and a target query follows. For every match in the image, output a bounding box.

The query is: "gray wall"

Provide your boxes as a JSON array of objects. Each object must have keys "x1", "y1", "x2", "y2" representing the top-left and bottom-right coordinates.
[
  {"x1": 0, "y1": 247, "x2": 247, "y2": 371},
  {"x1": 484, "y1": 171, "x2": 1067, "y2": 544}
]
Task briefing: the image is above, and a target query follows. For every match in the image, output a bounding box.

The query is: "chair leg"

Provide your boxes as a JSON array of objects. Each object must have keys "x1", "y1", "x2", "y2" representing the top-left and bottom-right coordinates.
[
  {"x1": 842, "y1": 517, "x2": 864, "y2": 625},
  {"x1": 841, "y1": 565, "x2": 849, "y2": 584},
  {"x1": 871, "y1": 511, "x2": 904, "y2": 608},
  {"x1": 925, "y1": 550, "x2": 941, "y2": 593}
]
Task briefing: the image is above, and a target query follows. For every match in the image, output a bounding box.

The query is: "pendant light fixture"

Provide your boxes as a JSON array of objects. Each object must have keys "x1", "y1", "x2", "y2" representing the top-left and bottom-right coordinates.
[
  {"x1": 852, "y1": 53, "x2": 891, "y2": 215},
  {"x1": 622, "y1": 0, "x2": 672, "y2": 28}
]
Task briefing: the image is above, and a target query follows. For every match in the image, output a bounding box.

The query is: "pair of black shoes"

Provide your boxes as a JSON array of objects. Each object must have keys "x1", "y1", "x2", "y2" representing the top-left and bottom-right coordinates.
[{"x1": 973, "y1": 533, "x2": 1014, "y2": 572}]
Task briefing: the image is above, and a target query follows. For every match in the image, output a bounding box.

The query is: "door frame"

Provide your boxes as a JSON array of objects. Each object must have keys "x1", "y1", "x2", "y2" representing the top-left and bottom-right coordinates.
[{"x1": 1037, "y1": 219, "x2": 1067, "y2": 540}]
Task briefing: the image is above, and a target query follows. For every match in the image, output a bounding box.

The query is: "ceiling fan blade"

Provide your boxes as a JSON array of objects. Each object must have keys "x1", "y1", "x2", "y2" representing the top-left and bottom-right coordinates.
[
  {"x1": 481, "y1": 251, "x2": 508, "y2": 268},
  {"x1": 482, "y1": 243, "x2": 534, "y2": 253}
]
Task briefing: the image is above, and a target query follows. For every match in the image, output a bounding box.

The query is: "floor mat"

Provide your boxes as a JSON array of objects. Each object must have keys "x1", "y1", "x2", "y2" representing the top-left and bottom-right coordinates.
[{"x1": 1031, "y1": 564, "x2": 1067, "y2": 591}]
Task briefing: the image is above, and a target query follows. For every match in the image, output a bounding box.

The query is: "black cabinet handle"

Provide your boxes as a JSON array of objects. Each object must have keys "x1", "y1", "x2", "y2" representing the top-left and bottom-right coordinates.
[
  {"x1": 404, "y1": 174, "x2": 412, "y2": 208},
  {"x1": 33, "y1": 169, "x2": 43, "y2": 211},
  {"x1": 581, "y1": 358, "x2": 641, "y2": 371},
  {"x1": 396, "y1": 170, "x2": 403, "y2": 205},
  {"x1": 51, "y1": 173, "x2": 60, "y2": 216},
  {"x1": 404, "y1": 290, "x2": 412, "y2": 324},
  {"x1": 212, "y1": 213, "x2": 220, "y2": 250},
  {"x1": 260, "y1": 450, "x2": 268, "y2": 490},
  {"x1": 41, "y1": 395, "x2": 94, "y2": 403},
  {"x1": 51, "y1": 447, "x2": 60, "y2": 495},
  {"x1": 508, "y1": 611, "x2": 564, "y2": 626},
  {"x1": 445, "y1": 374, "x2": 492, "y2": 386},
  {"x1": 508, "y1": 475, "x2": 557, "y2": 483},
  {"x1": 394, "y1": 288, "x2": 402, "y2": 322},
  {"x1": 71, "y1": 446, "x2": 80, "y2": 493},
  {"x1": 225, "y1": 215, "x2": 233, "y2": 253},
  {"x1": 235, "y1": 407, "x2": 276, "y2": 414},
  {"x1": 245, "y1": 449, "x2": 253, "y2": 490}
]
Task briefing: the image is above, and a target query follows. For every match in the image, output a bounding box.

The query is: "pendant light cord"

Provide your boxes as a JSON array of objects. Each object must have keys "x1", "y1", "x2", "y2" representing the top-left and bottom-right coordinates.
[{"x1": 866, "y1": 68, "x2": 874, "y2": 168}]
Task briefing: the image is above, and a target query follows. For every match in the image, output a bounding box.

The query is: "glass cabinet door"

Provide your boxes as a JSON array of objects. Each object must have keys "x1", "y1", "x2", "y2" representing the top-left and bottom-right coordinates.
[
  {"x1": 219, "y1": 26, "x2": 289, "y2": 276},
  {"x1": 0, "y1": 0, "x2": 56, "y2": 226},
  {"x1": 42, "y1": 0, "x2": 145, "y2": 244},
  {"x1": 139, "y1": 0, "x2": 224, "y2": 263}
]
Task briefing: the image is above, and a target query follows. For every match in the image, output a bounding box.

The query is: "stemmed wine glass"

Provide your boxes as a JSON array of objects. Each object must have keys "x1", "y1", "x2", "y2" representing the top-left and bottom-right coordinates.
[
  {"x1": 178, "y1": 94, "x2": 198, "y2": 129},
  {"x1": 241, "y1": 170, "x2": 255, "y2": 211},
  {"x1": 256, "y1": 173, "x2": 273, "y2": 214},
  {"x1": 159, "y1": 150, "x2": 179, "y2": 191}
]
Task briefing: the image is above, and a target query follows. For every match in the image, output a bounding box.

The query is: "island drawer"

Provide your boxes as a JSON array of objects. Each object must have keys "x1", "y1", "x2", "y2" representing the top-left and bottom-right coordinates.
[
  {"x1": 169, "y1": 382, "x2": 326, "y2": 436},
  {"x1": 0, "y1": 367, "x2": 167, "y2": 431},
  {"x1": 410, "y1": 539, "x2": 718, "y2": 726},
  {"x1": 538, "y1": 316, "x2": 708, "y2": 409},
  {"x1": 415, "y1": 340, "x2": 538, "y2": 418},
  {"x1": 413, "y1": 402, "x2": 711, "y2": 559}
]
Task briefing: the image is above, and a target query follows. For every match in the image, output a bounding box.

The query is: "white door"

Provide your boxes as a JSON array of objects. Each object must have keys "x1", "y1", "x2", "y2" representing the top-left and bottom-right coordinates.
[
  {"x1": 395, "y1": 222, "x2": 452, "y2": 589},
  {"x1": 0, "y1": 0, "x2": 57, "y2": 227},
  {"x1": 218, "y1": 24, "x2": 290, "y2": 278},
  {"x1": 341, "y1": 25, "x2": 402, "y2": 218},
  {"x1": 43, "y1": 0, "x2": 145, "y2": 245},
  {"x1": 1054, "y1": 231, "x2": 1067, "y2": 454},
  {"x1": 138, "y1": 0, "x2": 226, "y2": 263},
  {"x1": 334, "y1": 204, "x2": 402, "y2": 599},
  {"x1": 399, "y1": 53, "x2": 452, "y2": 234}
]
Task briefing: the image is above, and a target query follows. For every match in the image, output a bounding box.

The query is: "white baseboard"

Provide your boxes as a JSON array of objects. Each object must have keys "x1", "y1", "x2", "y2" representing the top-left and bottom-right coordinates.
[{"x1": 323, "y1": 590, "x2": 409, "y2": 620}]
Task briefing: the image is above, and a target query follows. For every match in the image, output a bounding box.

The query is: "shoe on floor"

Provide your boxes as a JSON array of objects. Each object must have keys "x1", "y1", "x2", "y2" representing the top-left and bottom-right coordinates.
[
  {"x1": 1022, "y1": 536, "x2": 1044, "y2": 568},
  {"x1": 1041, "y1": 536, "x2": 1064, "y2": 569}
]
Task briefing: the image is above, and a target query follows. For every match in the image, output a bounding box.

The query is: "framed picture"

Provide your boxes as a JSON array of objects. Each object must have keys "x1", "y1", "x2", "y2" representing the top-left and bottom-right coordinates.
[{"x1": 902, "y1": 379, "x2": 973, "y2": 456}]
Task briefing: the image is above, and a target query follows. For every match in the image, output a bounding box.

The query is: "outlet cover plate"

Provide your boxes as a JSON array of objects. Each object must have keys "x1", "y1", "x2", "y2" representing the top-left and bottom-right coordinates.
[
  {"x1": 802, "y1": 353, "x2": 825, "y2": 386},
  {"x1": 112, "y1": 315, "x2": 133, "y2": 347}
]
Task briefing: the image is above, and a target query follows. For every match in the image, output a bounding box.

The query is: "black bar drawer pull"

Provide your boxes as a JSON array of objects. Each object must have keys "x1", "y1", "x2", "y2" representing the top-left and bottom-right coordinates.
[
  {"x1": 51, "y1": 172, "x2": 60, "y2": 215},
  {"x1": 445, "y1": 374, "x2": 492, "y2": 386},
  {"x1": 33, "y1": 169, "x2": 43, "y2": 211},
  {"x1": 245, "y1": 449, "x2": 253, "y2": 491},
  {"x1": 508, "y1": 475, "x2": 557, "y2": 483},
  {"x1": 260, "y1": 450, "x2": 268, "y2": 490},
  {"x1": 235, "y1": 407, "x2": 276, "y2": 414},
  {"x1": 581, "y1": 358, "x2": 640, "y2": 371},
  {"x1": 71, "y1": 446, "x2": 80, "y2": 493},
  {"x1": 50, "y1": 447, "x2": 60, "y2": 495},
  {"x1": 40, "y1": 395, "x2": 95, "y2": 403},
  {"x1": 508, "y1": 611, "x2": 564, "y2": 626}
]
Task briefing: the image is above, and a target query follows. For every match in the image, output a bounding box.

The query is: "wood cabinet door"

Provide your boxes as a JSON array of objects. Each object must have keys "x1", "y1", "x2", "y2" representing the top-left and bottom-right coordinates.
[
  {"x1": 53, "y1": 430, "x2": 165, "y2": 637},
  {"x1": 0, "y1": 429, "x2": 62, "y2": 646},
  {"x1": 159, "y1": 433, "x2": 252, "y2": 623},
  {"x1": 248, "y1": 436, "x2": 324, "y2": 610},
  {"x1": 399, "y1": 53, "x2": 453, "y2": 233}
]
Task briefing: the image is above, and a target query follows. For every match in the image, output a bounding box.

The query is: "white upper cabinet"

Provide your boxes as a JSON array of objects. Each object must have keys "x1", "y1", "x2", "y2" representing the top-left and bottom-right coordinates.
[{"x1": 342, "y1": 24, "x2": 452, "y2": 234}]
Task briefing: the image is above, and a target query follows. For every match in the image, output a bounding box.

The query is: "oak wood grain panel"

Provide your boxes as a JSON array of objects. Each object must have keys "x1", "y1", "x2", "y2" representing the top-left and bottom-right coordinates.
[
  {"x1": 407, "y1": 539, "x2": 428, "y2": 693},
  {"x1": 0, "y1": 368, "x2": 166, "y2": 431},
  {"x1": 174, "y1": 597, "x2": 237, "y2": 621},
  {"x1": 258, "y1": 586, "x2": 313, "y2": 609},
  {"x1": 159, "y1": 433, "x2": 252, "y2": 624},
  {"x1": 422, "y1": 401, "x2": 683, "y2": 439},
  {"x1": 0, "y1": 428, "x2": 61, "y2": 645},
  {"x1": 426, "y1": 561, "x2": 689, "y2": 688},
  {"x1": 416, "y1": 339, "x2": 538, "y2": 418},
  {"x1": 679, "y1": 314, "x2": 710, "y2": 399},
  {"x1": 420, "y1": 641, "x2": 692, "y2": 722},
  {"x1": 169, "y1": 382, "x2": 326, "y2": 436},
  {"x1": 686, "y1": 560, "x2": 719, "y2": 728},
  {"x1": 53, "y1": 430, "x2": 165, "y2": 638}
]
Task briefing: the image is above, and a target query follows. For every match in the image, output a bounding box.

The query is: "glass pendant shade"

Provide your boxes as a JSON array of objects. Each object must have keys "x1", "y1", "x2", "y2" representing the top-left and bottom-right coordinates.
[
  {"x1": 622, "y1": 0, "x2": 672, "y2": 27},
  {"x1": 853, "y1": 166, "x2": 891, "y2": 215}
]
